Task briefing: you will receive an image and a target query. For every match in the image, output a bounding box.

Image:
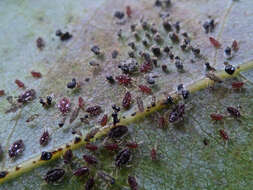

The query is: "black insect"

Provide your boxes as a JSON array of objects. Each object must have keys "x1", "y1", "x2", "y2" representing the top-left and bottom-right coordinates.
[
  {"x1": 128, "y1": 176, "x2": 138, "y2": 190},
  {"x1": 151, "y1": 45, "x2": 161, "y2": 57},
  {"x1": 169, "y1": 104, "x2": 185, "y2": 123},
  {"x1": 97, "y1": 171, "x2": 115, "y2": 185},
  {"x1": 17, "y1": 89, "x2": 36, "y2": 103},
  {"x1": 85, "y1": 177, "x2": 95, "y2": 190},
  {"x1": 225, "y1": 63, "x2": 235, "y2": 75},
  {"x1": 108, "y1": 125, "x2": 128, "y2": 139},
  {"x1": 106, "y1": 75, "x2": 115, "y2": 84},
  {"x1": 63, "y1": 149, "x2": 73, "y2": 164},
  {"x1": 112, "y1": 104, "x2": 120, "y2": 112},
  {"x1": 40, "y1": 130, "x2": 50, "y2": 146},
  {"x1": 175, "y1": 57, "x2": 184, "y2": 71},
  {"x1": 169, "y1": 32, "x2": 179, "y2": 43},
  {"x1": 224, "y1": 47, "x2": 232, "y2": 58},
  {"x1": 8, "y1": 139, "x2": 25, "y2": 158},
  {"x1": 115, "y1": 148, "x2": 131, "y2": 167},
  {"x1": 73, "y1": 167, "x2": 89, "y2": 177},
  {"x1": 0, "y1": 171, "x2": 8, "y2": 178},
  {"x1": 91, "y1": 45, "x2": 100, "y2": 55},
  {"x1": 163, "y1": 95, "x2": 173, "y2": 105},
  {"x1": 205, "y1": 62, "x2": 216, "y2": 72},
  {"x1": 111, "y1": 50, "x2": 118, "y2": 59},
  {"x1": 163, "y1": 19, "x2": 172, "y2": 31},
  {"x1": 41, "y1": 151, "x2": 52, "y2": 161},
  {"x1": 227, "y1": 107, "x2": 240, "y2": 118},
  {"x1": 114, "y1": 11, "x2": 124, "y2": 19},
  {"x1": 112, "y1": 112, "x2": 120, "y2": 125},
  {"x1": 173, "y1": 21, "x2": 180, "y2": 33},
  {"x1": 67, "y1": 78, "x2": 77, "y2": 89},
  {"x1": 44, "y1": 168, "x2": 65, "y2": 184},
  {"x1": 203, "y1": 138, "x2": 209, "y2": 146},
  {"x1": 56, "y1": 30, "x2": 73, "y2": 41},
  {"x1": 202, "y1": 19, "x2": 215, "y2": 33},
  {"x1": 181, "y1": 90, "x2": 189, "y2": 99}
]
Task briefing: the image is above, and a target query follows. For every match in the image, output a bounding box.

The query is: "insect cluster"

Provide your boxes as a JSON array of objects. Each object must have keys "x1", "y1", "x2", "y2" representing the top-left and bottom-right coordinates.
[{"x1": 0, "y1": 0, "x2": 246, "y2": 189}]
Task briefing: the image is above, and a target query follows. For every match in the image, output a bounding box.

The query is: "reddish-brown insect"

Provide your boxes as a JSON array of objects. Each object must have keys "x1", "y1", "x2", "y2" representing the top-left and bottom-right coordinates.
[
  {"x1": 158, "y1": 116, "x2": 166, "y2": 128},
  {"x1": 209, "y1": 37, "x2": 221, "y2": 48},
  {"x1": 210, "y1": 114, "x2": 223, "y2": 121},
  {"x1": 69, "y1": 107, "x2": 80, "y2": 124},
  {"x1": 126, "y1": 142, "x2": 138, "y2": 149},
  {"x1": 122, "y1": 91, "x2": 131, "y2": 109},
  {"x1": 31, "y1": 71, "x2": 42, "y2": 78},
  {"x1": 63, "y1": 149, "x2": 73, "y2": 164},
  {"x1": 100, "y1": 114, "x2": 108, "y2": 126},
  {"x1": 73, "y1": 167, "x2": 89, "y2": 177},
  {"x1": 126, "y1": 6, "x2": 132, "y2": 18},
  {"x1": 139, "y1": 85, "x2": 152, "y2": 94},
  {"x1": 136, "y1": 97, "x2": 144, "y2": 112},
  {"x1": 104, "y1": 143, "x2": 119, "y2": 151},
  {"x1": 0, "y1": 90, "x2": 5, "y2": 96},
  {"x1": 232, "y1": 82, "x2": 244, "y2": 89},
  {"x1": 15, "y1": 79, "x2": 25, "y2": 88},
  {"x1": 58, "y1": 97, "x2": 71, "y2": 115},
  {"x1": 85, "y1": 143, "x2": 98, "y2": 151},
  {"x1": 85, "y1": 177, "x2": 95, "y2": 190},
  {"x1": 83, "y1": 154, "x2": 98, "y2": 165},
  {"x1": 78, "y1": 97, "x2": 85, "y2": 109},
  {"x1": 219, "y1": 129, "x2": 228, "y2": 141},
  {"x1": 150, "y1": 148, "x2": 157, "y2": 161},
  {"x1": 140, "y1": 62, "x2": 152, "y2": 73},
  {"x1": 116, "y1": 75, "x2": 132, "y2": 85},
  {"x1": 86, "y1": 105, "x2": 102, "y2": 116},
  {"x1": 36, "y1": 37, "x2": 45, "y2": 50},
  {"x1": 40, "y1": 130, "x2": 50, "y2": 146},
  {"x1": 128, "y1": 176, "x2": 138, "y2": 190},
  {"x1": 232, "y1": 40, "x2": 239, "y2": 51}
]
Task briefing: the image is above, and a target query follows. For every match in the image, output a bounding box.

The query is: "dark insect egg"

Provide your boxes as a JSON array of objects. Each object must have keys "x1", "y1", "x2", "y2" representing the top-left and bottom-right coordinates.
[
  {"x1": 225, "y1": 64, "x2": 235, "y2": 75},
  {"x1": 67, "y1": 78, "x2": 77, "y2": 89},
  {"x1": 41, "y1": 151, "x2": 52, "y2": 161}
]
